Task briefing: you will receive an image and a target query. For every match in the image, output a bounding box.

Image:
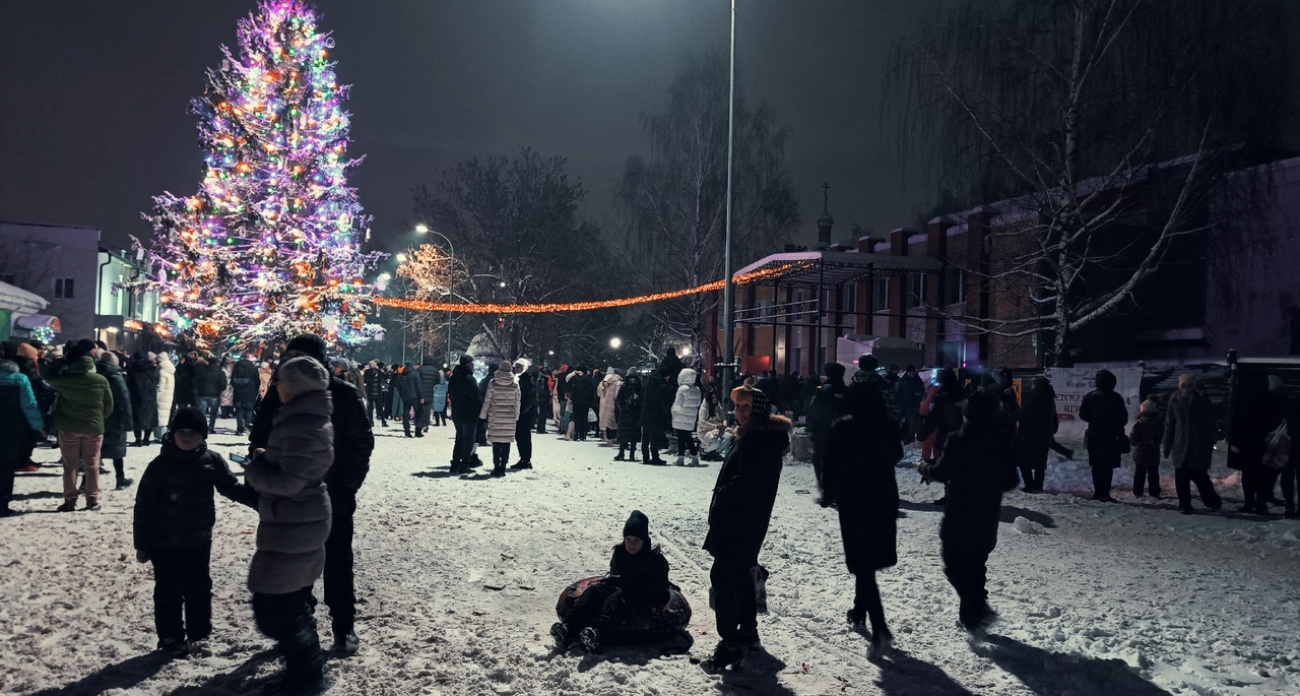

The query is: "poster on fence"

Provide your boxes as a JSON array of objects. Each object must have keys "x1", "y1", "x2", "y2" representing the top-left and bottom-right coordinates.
[{"x1": 1044, "y1": 367, "x2": 1142, "y2": 442}]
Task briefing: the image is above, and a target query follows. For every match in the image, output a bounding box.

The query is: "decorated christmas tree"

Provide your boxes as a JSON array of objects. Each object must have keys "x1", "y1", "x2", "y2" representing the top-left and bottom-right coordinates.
[{"x1": 134, "y1": 0, "x2": 383, "y2": 349}]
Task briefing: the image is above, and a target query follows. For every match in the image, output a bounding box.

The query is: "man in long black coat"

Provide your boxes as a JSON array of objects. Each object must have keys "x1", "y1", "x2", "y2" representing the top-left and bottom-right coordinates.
[
  {"x1": 568, "y1": 368, "x2": 597, "y2": 442},
  {"x1": 512, "y1": 361, "x2": 536, "y2": 469},
  {"x1": 447, "y1": 355, "x2": 482, "y2": 474},
  {"x1": 127, "y1": 351, "x2": 160, "y2": 446},
  {"x1": 396, "y1": 362, "x2": 421, "y2": 438},
  {"x1": 701, "y1": 387, "x2": 791, "y2": 670},
  {"x1": 639, "y1": 371, "x2": 671, "y2": 464},
  {"x1": 1079, "y1": 369, "x2": 1128, "y2": 502},
  {"x1": 230, "y1": 354, "x2": 260, "y2": 436},
  {"x1": 248, "y1": 333, "x2": 374, "y2": 655},
  {"x1": 416, "y1": 356, "x2": 442, "y2": 435},
  {"x1": 918, "y1": 390, "x2": 1015, "y2": 637}
]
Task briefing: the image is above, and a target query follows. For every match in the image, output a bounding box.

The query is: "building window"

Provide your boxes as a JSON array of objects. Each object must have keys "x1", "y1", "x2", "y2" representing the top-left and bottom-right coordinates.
[
  {"x1": 943, "y1": 267, "x2": 966, "y2": 305},
  {"x1": 872, "y1": 276, "x2": 889, "y2": 312},
  {"x1": 906, "y1": 274, "x2": 925, "y2": 309},
  {"x1": 54, "y1": 278, "x2": 75, "y2": 299},
  {"x1": 0, "y1": 274, "x2": 14, "y2": 285}
]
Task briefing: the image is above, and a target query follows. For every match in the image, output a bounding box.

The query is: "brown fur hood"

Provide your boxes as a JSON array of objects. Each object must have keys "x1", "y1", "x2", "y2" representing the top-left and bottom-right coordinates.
[{"x1": 738, "y1": 413, "x2": 793, "y2": 439}]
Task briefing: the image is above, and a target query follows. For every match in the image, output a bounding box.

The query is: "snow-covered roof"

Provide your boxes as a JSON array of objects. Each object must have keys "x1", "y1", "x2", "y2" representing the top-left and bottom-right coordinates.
[
  {"x1": 734, "y1": 250, "x2": 942, "y2": 286},
  {"x1": 0, "y1": 280, "x2": 48, "y2": 314}
]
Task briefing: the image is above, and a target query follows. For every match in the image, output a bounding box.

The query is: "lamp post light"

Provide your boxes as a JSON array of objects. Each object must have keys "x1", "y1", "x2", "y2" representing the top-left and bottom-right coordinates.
[
  {"x1": 610, "y1": 336, "x2": 623, "y2": 350},
  {"x1": 721, "y1": 0, "x2": 738, "y2": 414},
  {"x1": 417, "y1": 226, "x2": 457, "y2": 367}
]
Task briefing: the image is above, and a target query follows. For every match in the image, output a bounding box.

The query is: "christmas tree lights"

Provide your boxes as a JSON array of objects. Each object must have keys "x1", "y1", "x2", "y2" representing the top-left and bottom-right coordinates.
[{"x1": 131, "y1": 0, "x2": 384, "y2": 348}]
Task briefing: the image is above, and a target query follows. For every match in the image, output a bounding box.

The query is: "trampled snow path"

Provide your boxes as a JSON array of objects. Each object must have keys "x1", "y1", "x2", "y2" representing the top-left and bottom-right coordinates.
[{"x1": 2, "y1": 420, "x2": 1298, "y2": 696}]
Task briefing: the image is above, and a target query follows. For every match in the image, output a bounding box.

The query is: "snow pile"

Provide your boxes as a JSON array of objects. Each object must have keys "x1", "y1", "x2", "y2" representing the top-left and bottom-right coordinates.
[{"x1": 1, "y1": 420, "x2": 1297, "y2": 695}]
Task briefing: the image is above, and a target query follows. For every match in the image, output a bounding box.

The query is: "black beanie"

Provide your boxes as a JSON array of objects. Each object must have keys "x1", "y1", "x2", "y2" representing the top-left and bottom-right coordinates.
[
  {"x1": 622, "y1": 510, "x2": 651, "y2": 546},
  {"x1": 169, "y1": 406, "x2": 208, "y2": 436},
  {"x1": 285, "y1": 333, "x2": 328, "y2": 366}
]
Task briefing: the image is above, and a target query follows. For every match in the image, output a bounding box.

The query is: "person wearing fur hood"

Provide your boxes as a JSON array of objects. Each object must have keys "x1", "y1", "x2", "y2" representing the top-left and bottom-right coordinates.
[
  {"x1": 701, "y1": 386, "x2": 792, "y2": 671},
  {"x1": 596, "y1": 370, "x2": 623, "y2": 445},
  {"x1": 244, "y1": 355, "x2": 334, "y2": 695},
  {"x1": 669, "y1": 368, "x2": 702, "y2": 466},
  {"x1": 155, "y1": 353, "x2": 175, "y2": 440},
  {"x1": 480, "y1": 361, "x2": 521, "y2": 478}
]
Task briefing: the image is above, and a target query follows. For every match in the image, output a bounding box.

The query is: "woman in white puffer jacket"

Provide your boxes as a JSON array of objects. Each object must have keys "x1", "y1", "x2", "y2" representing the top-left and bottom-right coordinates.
[{"x1": 669, "y1": 368, "x2": 702, "y2": 466}]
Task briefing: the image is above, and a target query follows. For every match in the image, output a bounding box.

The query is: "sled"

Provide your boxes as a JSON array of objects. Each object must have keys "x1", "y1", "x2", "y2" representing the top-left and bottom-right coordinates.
[{"x1": 556, "y1": 575, "x2": 693, "y2": 639}]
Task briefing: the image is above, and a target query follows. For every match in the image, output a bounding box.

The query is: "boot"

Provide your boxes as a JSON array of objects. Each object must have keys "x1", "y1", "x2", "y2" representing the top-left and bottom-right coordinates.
[
  {"x1": 628, "y1": 451, "x2": 637, "y2": 462},
  {"x1": 578, "y1": 627, "x2": 602, "y2": 653},
  {"x1": 116, "y1": 477, "x2": 134, "y2": 491},
  {"x1": 674, "y1": 455, "x2": 685, "y2": 467},
  {"x1": 492, "y1": 462, "x2": 506, "y2": 478},
  {"x1": 690, "y1": 454, "x2": 699, "y2": 467},
  {"x1": 57, "y1": 498, "x2": 77, "y2": 512},
  {"x1": 613, "y1": 453, "x2": 625, "y2": 461}
]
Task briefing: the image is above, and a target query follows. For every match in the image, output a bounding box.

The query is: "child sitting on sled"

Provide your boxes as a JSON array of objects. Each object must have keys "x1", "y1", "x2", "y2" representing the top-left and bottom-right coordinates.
[{"x1": 551, "y1": 510, "x2": 676, "y2": 653}]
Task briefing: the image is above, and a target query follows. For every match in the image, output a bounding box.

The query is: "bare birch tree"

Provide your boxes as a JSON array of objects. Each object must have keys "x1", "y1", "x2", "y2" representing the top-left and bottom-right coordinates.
[
  {"x1": 619, "y1": 50, "x2": 800, "y2": 357},
  {"x1": 885, "y1": 0, "x2": 1294, "y2": 364}
]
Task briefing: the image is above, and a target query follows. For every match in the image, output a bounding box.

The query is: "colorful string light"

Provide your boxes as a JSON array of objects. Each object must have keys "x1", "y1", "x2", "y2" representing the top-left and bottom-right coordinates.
[
  {"x1": 374, "y1": 263, "x2": 805, "y2": 314},
  {"x1": 128, "y1": 0, "x2": 384, "y2": 348}
]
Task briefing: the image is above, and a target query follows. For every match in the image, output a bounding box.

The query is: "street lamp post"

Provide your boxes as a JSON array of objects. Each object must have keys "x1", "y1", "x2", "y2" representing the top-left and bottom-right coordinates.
[
  {"x1": 417, "y1": 225, "x2": 456, "y2": 366},
  {"x1": 721, "y1": 0, "x2": 738, "y2": 413}
]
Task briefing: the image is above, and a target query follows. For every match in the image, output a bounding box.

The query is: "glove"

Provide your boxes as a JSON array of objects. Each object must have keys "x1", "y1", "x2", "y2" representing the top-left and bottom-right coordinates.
[{"x1": 136, "y1": 550, "x2": 150, "y2": 563}]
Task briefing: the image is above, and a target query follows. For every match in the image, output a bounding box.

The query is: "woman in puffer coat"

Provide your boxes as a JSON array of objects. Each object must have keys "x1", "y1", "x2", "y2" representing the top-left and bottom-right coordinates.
[
  {"x1": 479, "y1": 361, "x2": 520, "y2": 478},
  {"x1": 669, "y1": 368, "x2": 702, "y2": 466},
  {"x1": 597, "y1": 371, "x2": 623, "y2": 445},
  {"x1": 155, "y1": 353, "x2": 175, "y2": 440},
  {"x1": 244, "y1": 356, "x2": 334, "y2": 696}
]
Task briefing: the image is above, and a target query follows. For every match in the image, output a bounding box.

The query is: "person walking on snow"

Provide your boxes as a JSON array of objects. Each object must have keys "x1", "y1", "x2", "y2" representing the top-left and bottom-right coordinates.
[
  {"x1": 670, "y1": 368, "x2": 702, "y2": 466},
  {"x1": 1015, "y1": 376, "x2": 1059, "y2": 493},
  {"x1": 821, "y1": 381, "x2": 903, "y2": 658},
  {"x1": 480, "y1": 361, "x2": 521, "y2": 478},
  {"x1": 127, "y1": 351, "x2": 159, "y2": 447},
  {"x1": 597, "y1": 370, "x2": 623, "y2": 445},
  {"x1": 46, "y1": 343, "x2": 114, "y2": 512},
  {"x1": 97, "y1": 351, "x2": 135, "y2": 490},
  {"x1": 448, "y1": 355, "x2": 482, "y2": 474},
  {"x1": 1163, "y1": 374, "x2": 1223, "y2": 515}
]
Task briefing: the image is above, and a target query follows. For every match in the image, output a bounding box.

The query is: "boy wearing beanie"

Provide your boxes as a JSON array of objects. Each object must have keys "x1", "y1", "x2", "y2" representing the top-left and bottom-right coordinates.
[
  {"x1": 133, "y1": 407, "x2": 257, "y2": 658},
  {"x1": 551, "y1": 509, "x2": 672, "y2": 653},
  {"x1": 245, "y1": 355, "x2": 335, "y2": 694}
]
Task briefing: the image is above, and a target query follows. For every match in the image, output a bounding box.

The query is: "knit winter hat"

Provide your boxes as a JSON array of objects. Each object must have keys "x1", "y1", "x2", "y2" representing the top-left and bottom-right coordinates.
[
  {"x1": 622, "y1": 510, "x2": 651, "y2": 547},
  {"x1": 169, "y1": 406, "x2": 208, "y2": 436},
  {"x1": 278, "y1": 355, "x2": 330, "y2": 397},
  {"x1": 749, "y1": 388, "x2": 772, "y2": 418},
  {"x1": 459, "y1": 354, "x2": 474, "y2": 366},
  {"x1": 284, "y1": 333, "x2": 328, "y2": 366}
]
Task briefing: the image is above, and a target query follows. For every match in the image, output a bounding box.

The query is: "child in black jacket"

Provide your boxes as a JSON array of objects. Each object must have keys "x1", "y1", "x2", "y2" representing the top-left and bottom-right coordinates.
[
  {"x1": 1129, "y1": 398, "x2": 1164, "y2": 498},
  {"x1": 133, "y1": 407, "x2": 256, "y2": 657},
  {"x1": 551, "y1": 510, "x2": 671, "y2": 653}
]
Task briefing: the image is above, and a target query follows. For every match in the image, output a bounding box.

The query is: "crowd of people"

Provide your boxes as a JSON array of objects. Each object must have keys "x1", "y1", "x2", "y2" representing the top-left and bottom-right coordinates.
[{"x1": 2, "y1": 333, "x2": 1296, "y2": 691}]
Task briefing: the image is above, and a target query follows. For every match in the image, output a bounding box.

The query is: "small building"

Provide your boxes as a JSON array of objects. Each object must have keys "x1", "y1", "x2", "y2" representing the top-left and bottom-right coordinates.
[{"x1": 0, "y1": 280, "x2": 53, "y2": 343}]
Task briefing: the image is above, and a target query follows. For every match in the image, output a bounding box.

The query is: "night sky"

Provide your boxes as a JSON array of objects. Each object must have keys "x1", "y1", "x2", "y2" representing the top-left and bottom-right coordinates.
[{"x1": 1, "y1": 1, "x2": 943, "y2": 255}]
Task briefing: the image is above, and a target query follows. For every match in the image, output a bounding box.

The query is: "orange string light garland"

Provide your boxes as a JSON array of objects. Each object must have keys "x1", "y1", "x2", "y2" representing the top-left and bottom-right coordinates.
[{"x1": 373, "y1": 262, "x2": 805, "y2": 314}]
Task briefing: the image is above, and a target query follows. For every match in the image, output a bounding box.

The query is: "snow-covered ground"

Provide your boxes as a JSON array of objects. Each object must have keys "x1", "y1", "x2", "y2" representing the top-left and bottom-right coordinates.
[{"x1": 2, "y1": 420, "x2": 1298, "y2": 696}]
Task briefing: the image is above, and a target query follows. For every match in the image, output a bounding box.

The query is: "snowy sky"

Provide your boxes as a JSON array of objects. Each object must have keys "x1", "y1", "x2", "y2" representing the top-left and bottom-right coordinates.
[{"x1": 0, "y1": 1, "x2": 947, "y2": 254}]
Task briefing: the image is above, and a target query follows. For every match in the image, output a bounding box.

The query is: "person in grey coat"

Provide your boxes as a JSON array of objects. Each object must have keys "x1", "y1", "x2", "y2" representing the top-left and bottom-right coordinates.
[
  {"x1": 245, "y1": 356, "x2": 334, "y2": 695},
  {"x1": 1163, "y1": 374, "x2": 1223, "y2": 515},
  {"x1": 480, "y1": 361, "x2": 521, "y2": 478}
]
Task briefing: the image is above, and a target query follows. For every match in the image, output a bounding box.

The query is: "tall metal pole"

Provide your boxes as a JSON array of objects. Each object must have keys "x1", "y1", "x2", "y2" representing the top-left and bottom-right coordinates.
[
  {"x1": 721, "y1": 0, "x2": 737, "y2": 412},
  {"x1": 446, "y1": 251, "x2": 453, "y2": 366}
]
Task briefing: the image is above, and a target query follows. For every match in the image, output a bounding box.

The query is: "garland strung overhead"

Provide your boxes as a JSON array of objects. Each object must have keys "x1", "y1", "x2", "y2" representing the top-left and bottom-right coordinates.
[{"x1": 372, "y1": 262, "x2": 804, "y2": 314}]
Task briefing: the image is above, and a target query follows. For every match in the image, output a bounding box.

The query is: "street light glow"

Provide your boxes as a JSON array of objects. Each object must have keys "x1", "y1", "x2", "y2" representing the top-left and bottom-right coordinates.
[
  {"x1": 396, "y1": 253, "x2": 407, "y2": 262},
  {"x1": 610, "y1": 337, "x2": 623, "y2": 350},
  {"x1": 415, "y1": 224, "x2": 429, "y2": 234}
]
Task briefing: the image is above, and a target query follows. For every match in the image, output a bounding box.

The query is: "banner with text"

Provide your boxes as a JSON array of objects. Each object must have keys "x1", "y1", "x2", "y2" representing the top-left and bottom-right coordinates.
[{"x1": 1045, "y1": 367, "x2": 1142, "y2": 442}]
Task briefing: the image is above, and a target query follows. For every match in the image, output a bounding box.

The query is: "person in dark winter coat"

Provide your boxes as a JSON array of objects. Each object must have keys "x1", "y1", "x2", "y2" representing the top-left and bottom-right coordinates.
[
  {"x1": 173, "y1": 351, "x2": 200, "y2": 410},
  {"x1": 917, "y1": 389, "x2": 1016, "y2": 637},
  {"x1": 551, "y1": 510, "x2": 673, "y2": 653},
  {"x1": 192, "y1": 354, "x2": 227, "y2": 431},
  {"x1": 417, "y1": 356, "x2": 442, "y2": 434},
  {"x1": 133, "y1": 407, "x2": 257, "y2": 657},
  {"x1": 396, "y1": 362, "x2": 422, "y2": 437},
  {"x1": 568, "y1": 368, "x2": 597, "y2": 442},
  {"x1": 0, "y1": 359, "x2": 45, "y2": 517},
  {"x1": 659, "y1": 349, "x2": 685, "y2": 382},
  {"x1": 447, "y1": 355, "x2": 482, "y2": 474},
  {"x1": 363, "y1": 361, "x2": 388, "y2": 427},
  {"x1": 853, "y1": 355, "x2": 903, "y2": 426},
  {"x1": 533, "y1": 365, "x2": 550, "y2": 434},
  {"x1": 701, "y1": 387, "x2": 791, "y2": 671},
  {"x1": 480, "y1": 361, "x2": 521, "y2": 477},
  {"x1": 1163, "y1": 374, "x2": 1223, "y2": 515},
  {"x1": 98, "y1": 352, "x2": 135, "y2": 490},
  {"x1": 821, "y1": 382, "x2": 903, "y2": 657},
  {"x1": 615, "y1": 373, "x2": 643, "y2": 461},
  {"x1": 1129, "y1": 399, "x2": 1164, "y2": 499},
  {"x1": 918, "y1": 369, "x2": 965, "y2": 464},
  {"x1": 230, "y1": 354, "x2": 261, "y2": 436},
  {"x1": 1228, "y1": 372, "x2": 1284, "y2": 515},
  {"x1": 1079, "y1": 369, "x2": 1128, "y2": 502},
  {"x1": 808, "y1": 362, "x2": 848, "y2": 494},
  {"x1": 249, "y1": 334, "x2": 374, "y2": 656},
  {"x1": 127, "y1": 351, "x2": 160, "y2": 446},
  {"x1": 246, "y1": 356, "x2": 334, "y2": 693},
  {"x1": 895, "y1": 366, "x2": 926, "y2": 443},
  {"x1": 1015, "y1": 377, "x2": 1059, "y2": 493},
  {"x1": 512, "y1": 361, "x2": 536, "y2": 470},
  {"x1": 639, "y1": 371, "x2": 671, "y2": 464}
]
